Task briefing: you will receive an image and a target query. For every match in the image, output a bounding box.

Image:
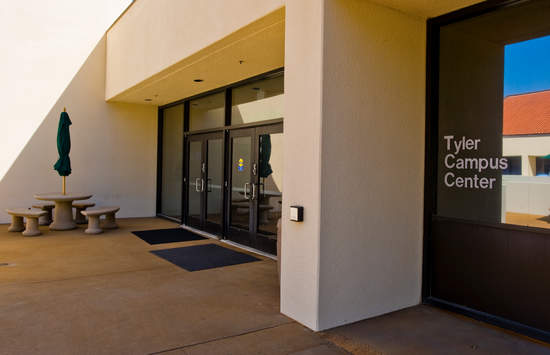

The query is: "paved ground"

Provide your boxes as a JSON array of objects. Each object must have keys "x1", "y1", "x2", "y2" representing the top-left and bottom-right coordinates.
[
  {"x1": 1, "y1": 217, "x2": 548, "y2": 354},
  {"x1": 323, "y1": 306, "x2": 550, "y2": 355},
  {"x1": 0, "y1": 218, "x2": 345, "y2": 355}
]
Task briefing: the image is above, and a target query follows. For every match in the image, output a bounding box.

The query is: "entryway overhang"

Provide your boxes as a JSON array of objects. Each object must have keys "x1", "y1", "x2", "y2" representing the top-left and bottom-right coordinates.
[{"x1": 106, "y1": 7, "x2": 284, "y2": 106}]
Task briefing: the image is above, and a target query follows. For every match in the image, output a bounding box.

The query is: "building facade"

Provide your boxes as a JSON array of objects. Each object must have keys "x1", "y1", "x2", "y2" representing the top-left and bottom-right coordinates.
[{"x1": 3, "y1": 0, "x2": 550, "y2": 343}]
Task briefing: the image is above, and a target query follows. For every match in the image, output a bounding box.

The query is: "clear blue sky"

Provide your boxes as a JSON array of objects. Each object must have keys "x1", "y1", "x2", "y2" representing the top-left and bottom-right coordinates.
[{"x1": 504, "y1": 35, "x2": 550, "y2": 97}]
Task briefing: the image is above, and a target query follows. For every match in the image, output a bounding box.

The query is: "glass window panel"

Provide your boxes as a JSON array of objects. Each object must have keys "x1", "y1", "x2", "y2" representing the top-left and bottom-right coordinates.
[
  {"x1": 257, "y1": 132, "x2": 283, "y2": 236},
  {"x1": 206, "y1": 139, "x2": 224, "y2": 227},
  {"x1": 189, "y1": 92, "x2": 225, "y2": 131},
  {"x1": 161, "y1": 104, "x2": 183, "y2": 219},
  {"x1": 437, "y1": 0, "x2": 550, "y2": 229},
  {"x1": 231, "y1": 74, "x2": 284, "y2": 125},
  {"x1": 230, "y1": 136, "x2": 252, "y2": 231}
]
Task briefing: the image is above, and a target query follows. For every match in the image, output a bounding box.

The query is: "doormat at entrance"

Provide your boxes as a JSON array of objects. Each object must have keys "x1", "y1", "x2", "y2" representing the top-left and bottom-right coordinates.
[
  {"x1": 132, "y1": 228, "x2": 206, "y2": 245},
  {"x1": 150, "y1": 243, "x2": 261, "y2": 271}
]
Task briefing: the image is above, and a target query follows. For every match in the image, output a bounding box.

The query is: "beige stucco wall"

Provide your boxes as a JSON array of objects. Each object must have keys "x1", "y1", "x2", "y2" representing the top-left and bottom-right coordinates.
[
  {"x1": 106, "y1": 0, "x2": 285, "y2": 100},
  {"x1": 0, "y1": 0, "x2": 131, "y2": 187},
  {"x1": 0, "y1": 36, "x2": 157, "y2": 224},
  {"x1": 502, "y1": 136, "x2": 550, "y2": 215},
  {"x1": 280, "y1": 0, "x2": 324, "y2": 330},
  {"x1": 318, "y1": 0, "x2": 425, "y2": 329},
  {"x1": 281, "y1": 0, "x2": 425, "y2": 330},
  {"x1": 503, "y1": 135, "x2": 550, "y2": 176}
]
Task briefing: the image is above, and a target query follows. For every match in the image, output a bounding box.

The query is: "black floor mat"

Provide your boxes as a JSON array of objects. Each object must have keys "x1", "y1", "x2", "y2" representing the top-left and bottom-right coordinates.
[
  {"x1": 150, "y1": 243, "x2": 261, "y2": 271},
  {"x1": 132, "y1": 228, "x2": 206, "y2": 245}
]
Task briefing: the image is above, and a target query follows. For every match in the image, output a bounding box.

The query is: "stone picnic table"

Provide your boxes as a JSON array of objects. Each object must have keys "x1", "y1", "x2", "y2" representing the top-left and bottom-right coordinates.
[{"x1": 34, "y1": 193, "x2": 93, "y2": 230}]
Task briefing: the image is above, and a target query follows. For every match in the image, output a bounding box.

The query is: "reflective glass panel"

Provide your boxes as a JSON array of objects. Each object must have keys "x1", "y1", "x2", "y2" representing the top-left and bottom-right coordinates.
[
  {"x1": 189, "y1": 92, "x2": 225, "y2": 131},
  {"x1": 257, "y1": 133, "x2": 283, "y2": 236},
  {"x1": 160, "y1": 104, "x2": 183, "y2": 219},
  {"x1": 231, "y1": 74, "x2": 284, "y2": 125},
  {"x1": 206, "y1": 138, "x2": 224, "y2": 228},
  {"x1": 437, "y1": 0, "x2": 550, "y2": 229}
]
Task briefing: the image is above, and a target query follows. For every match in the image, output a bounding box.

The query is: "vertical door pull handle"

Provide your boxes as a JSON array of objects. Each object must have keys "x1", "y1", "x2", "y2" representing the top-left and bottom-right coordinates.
[
  {"x1": 252, "y1": 183, "x2": 256, "y2": 200},
  {"x1": 195, "y1": 178, "x2": 201, "y2": 192},
  {"x1": 201, "y1": 179, "x2": 205, "y2": 192},
  {"x1": 244, "y1": 183, "x2": 250, "y2": 200}
]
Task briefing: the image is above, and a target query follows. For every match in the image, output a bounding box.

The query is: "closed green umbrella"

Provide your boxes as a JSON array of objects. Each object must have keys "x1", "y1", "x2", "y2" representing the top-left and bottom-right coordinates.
[
  {"x1": 53, "y1": 108, "x2": 72, "y2": 194},
  {"x1": 259, "y1": 134, "x2": 272, "y2": 178}
]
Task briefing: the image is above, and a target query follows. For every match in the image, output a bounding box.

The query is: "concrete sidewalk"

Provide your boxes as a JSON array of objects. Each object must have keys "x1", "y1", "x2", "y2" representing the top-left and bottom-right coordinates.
[
  {"x1": 0, "y1": 217, "x2": 548, "y2": 354},
  {"x1": 0, "y1": 218, "x2": 345, "y2": 355},
  {"x1": 323, "y1": 305, "x2": 550, "y2": 355}
]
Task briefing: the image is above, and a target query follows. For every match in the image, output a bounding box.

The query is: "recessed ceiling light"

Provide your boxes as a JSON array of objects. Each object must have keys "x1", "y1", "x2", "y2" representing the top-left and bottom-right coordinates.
[
  {"x1": 144, "y1": 98, "x2": 152, "y2": 101},
  {"x1": 194, "y1": 79, "x2": 204, "y2": 82}
]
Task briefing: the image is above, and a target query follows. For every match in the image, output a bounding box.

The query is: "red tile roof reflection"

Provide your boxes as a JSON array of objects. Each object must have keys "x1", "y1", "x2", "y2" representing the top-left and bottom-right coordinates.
[{"x1": 503, "y1": 90, "x2": 550, "y2": 135}]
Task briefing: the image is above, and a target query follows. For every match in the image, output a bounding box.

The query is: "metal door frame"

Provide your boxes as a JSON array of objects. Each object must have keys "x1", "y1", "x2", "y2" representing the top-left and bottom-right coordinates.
[{"x1": 185, "y1": 131, "x2": 224, "y2": 234}]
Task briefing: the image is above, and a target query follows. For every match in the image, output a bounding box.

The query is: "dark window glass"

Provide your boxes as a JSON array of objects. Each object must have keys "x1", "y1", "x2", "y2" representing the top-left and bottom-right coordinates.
[
  {"x1": 535, "y1": 157, "x2": 550, "y2": 176},
  {"x1": 161, "y1": 104, "x2": 183, "y2": 219},
  {"x1": 437, "y1": 0, "x2": 550, "y2": 229},
  {"x1": 503, "y1": 156, "x2": 522, "y2": 175}
]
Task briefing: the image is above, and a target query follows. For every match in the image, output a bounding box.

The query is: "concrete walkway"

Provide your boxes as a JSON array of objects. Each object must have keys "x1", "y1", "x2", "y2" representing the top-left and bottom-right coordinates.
[
  {"x1": 0, "y1": 218, "x2": 344, "y2": 355},
  {"x1": 0, "y1": 217, "x2": 548, "y2": 354},
  {"x1": 323, "y1": 306, "x2": 550, "y2": 355}
]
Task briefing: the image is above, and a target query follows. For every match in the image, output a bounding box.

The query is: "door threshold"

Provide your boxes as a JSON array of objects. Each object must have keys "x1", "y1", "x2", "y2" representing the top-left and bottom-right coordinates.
[
  {"x1": 181, "y1": 225, "x2": 221, "y2": 240},
  {"x1": 181, "y1": 224, "x2": 277, "y2": 260},
  {"x1": 221, "y1": 239, "x2": 277, "y2": 260}
]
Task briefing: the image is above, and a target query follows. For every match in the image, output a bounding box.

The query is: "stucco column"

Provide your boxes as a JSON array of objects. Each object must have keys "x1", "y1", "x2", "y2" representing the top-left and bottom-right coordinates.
[{"x1": 280, "y1": 0, "x2": 325, "y2": 331}]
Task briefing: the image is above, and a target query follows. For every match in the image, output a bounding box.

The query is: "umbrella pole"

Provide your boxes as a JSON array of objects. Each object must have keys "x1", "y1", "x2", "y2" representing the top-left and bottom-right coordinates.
[{"x1": 62, "y1": 176, "x2": 66, "y2": 195}]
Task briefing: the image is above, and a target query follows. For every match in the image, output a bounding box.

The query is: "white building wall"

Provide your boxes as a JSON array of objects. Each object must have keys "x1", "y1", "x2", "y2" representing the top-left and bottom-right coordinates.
[
  {"x1": 502, "y1": 135, "x2": 550, "y2": 215},
  {"x1": 503, "y1": 135, "x2": 550, "y2": 176},
  {"x1": 0, "y1": 36, "x2": 157, "y2": 223}
]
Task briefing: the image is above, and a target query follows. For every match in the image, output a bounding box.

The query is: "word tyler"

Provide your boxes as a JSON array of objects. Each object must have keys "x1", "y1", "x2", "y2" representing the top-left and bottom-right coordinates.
[{"x1": 442, "y1": 135, "x2": 508, "y2": 190}]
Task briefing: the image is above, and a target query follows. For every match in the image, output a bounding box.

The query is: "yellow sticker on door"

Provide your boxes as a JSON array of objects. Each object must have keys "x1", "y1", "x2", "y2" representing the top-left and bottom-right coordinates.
[{"x1": 238, "y1": 158, "x2": 244, "y2": 172}]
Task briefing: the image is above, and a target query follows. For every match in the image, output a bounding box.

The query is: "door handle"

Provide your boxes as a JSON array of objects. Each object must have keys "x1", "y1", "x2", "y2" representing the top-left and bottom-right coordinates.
[
  {"x1": 195, "y1": 178, "x2": 201, "y2": 192},
  {"x1": 244, "y1": 183, "x2": 250, "y2": 200},
  {"x1": 251, "y1": 183, "x2": 256, "y2": 200},
  {"x1": 201, "y1": 179, "x2": 205, "y2": 192},
  {"x1": 207, "y1": 178, "x2": 212, "y2": 192}
]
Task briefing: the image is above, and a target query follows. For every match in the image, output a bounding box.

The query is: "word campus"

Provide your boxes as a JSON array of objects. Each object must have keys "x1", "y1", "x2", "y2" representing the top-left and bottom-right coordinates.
[{"x1": 442, "y1": 135, "x2": 508, "y2": 190}]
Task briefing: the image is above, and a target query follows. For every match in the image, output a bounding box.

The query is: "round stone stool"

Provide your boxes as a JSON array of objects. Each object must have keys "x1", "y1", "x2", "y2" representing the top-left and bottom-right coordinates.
[
  {"x1": 32, "y1": 203, "x2": 55, "y2": 226},
  {"x1": 6, "y1": 208, "x2": 47, "y2": 236},
  {"x1": 81, "y1": 207, "x2": 120, "y2": 234},
  {"x1": 72, "y1": 201, "x2": 95, "y2": 224}
]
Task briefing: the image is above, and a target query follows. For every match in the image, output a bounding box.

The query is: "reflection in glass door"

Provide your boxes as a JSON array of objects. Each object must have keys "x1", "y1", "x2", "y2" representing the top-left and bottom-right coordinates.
[
  {"x1": 228, "y1": 129, "x2": 254, "y2": 246},
  {"x1": 256, "y1": 130, "x2": 283, "y2": 249},
  {"x1": 188, "y1": 139, "x2": 202, "y2": 229},
  {"x1": 186, "y1": 132, "x2": 224, "y2": 235},
  {"x1": 227, "y1": 124, "x2": 283, "y2": 254},
  {"x1": 205, "y1": 138, "x2": 224, "y2": 233}
]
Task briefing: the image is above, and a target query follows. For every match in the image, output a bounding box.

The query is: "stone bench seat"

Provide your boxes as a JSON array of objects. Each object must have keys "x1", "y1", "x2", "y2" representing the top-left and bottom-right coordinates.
[
  {"x1": 81, "y1": 207, "x2": 120, "y2": 234},
  {"x1": 32, "y1": 202, "x2": 55, "y2": 226},
  {"x1": 6, "y1": 208, "x2": 47, "y2": 236},
  {"x1": 72, "y1": 201, "x2": 95, "y2": 224}
]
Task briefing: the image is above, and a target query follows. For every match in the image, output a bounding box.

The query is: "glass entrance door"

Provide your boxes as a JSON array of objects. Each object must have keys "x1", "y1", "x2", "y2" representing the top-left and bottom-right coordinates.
[
  {"x1": 186, "y1": 132, "x2": 224, "y2": 235},
  {"x1": 227, "y1": 124, "x2": 283, "y2": 254}
]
